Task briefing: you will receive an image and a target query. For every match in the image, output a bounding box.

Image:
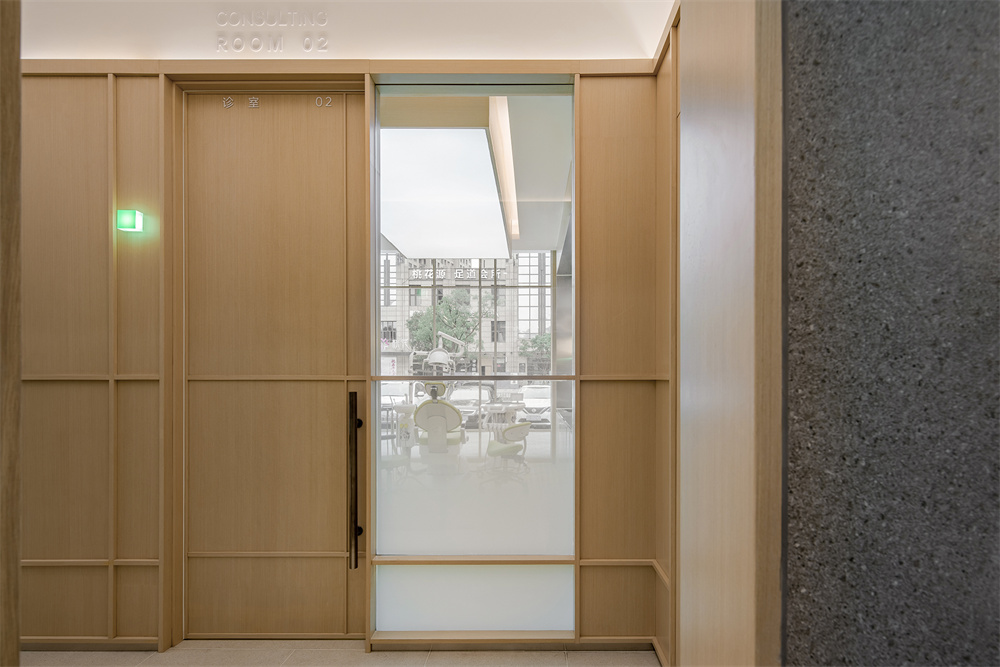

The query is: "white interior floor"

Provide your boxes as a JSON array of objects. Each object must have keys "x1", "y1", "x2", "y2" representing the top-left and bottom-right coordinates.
[{"x1": 22, "y1": 641, "x2": 660, "y2": 666}]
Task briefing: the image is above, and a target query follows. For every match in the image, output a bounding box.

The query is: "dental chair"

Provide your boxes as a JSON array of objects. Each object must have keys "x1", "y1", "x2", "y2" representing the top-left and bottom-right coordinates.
[
  {"x1": 413, "y1": 383, "x2": 466, "y2": 475},
  {"x1": 486, "y1": 421, "x2": 532, "y2": 472}
]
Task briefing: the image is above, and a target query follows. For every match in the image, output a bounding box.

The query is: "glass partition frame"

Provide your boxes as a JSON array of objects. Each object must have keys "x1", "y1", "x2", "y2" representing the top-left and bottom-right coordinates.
[{"x1": 371, "y1": 84, "x2": 576, "y2": 634}]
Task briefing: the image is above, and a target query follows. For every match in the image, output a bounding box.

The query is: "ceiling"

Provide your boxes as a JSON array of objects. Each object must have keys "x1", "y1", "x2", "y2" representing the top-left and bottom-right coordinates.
[
  {"x1": 507, "y1": 95, "x2": 574, "y2": 253},
  {"x1": 379, "y1": 93, "x2": 574, "y2": 259},
  {"x1": 380, "y1": 127, "x2": 512, "y2": 258},
  {"x1": 21, "y1": 1, "x2": 672, "y2": 61}
]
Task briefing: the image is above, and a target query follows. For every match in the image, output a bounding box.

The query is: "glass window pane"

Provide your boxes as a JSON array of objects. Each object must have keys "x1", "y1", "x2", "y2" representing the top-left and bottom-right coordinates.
[
  {"x1": 377, "y1": 252, "x2": 564, "y2": 377},
  {"x1": 374, "y1": 89, "x2": 575, "y2": 632},
  {"x1": 554, "y1": 273, "x2": 573, "y2": 375},
  {"x1": 380, "y1": 287, "x2": 483, "y2": 377},
  {"x1": 379, "y1": 251, "x2": 406, "y2": 287}
]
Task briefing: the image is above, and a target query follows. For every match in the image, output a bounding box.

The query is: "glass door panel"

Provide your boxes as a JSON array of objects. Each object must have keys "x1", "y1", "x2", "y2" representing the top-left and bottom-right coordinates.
[{"x1": 373, "y1": 86, "x2": 575, "y2": 632}]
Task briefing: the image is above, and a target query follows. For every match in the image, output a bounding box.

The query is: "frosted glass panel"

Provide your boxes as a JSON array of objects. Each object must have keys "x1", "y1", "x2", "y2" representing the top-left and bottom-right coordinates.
[
  {"x1": 376, "y1": 381, "x2": 574, "y2": 555},
  {"x1": 376, "y1": 565, "x2": 574, "y2": 631}
]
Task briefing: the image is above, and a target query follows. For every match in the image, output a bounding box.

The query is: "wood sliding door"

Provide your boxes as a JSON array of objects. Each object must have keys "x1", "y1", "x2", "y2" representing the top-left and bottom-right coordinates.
[{"x1": 183, "y1": 91, "x2": 366, "y2": 637}]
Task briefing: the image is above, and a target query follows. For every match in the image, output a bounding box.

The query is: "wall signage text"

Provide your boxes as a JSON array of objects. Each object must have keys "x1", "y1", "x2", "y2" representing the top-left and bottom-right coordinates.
[
  {"x1": 407, "y1": 269, "x2": 509, "y2": 283},
  {"x1": 216, "y1": 8, "x2": 329, "y2": 55}
]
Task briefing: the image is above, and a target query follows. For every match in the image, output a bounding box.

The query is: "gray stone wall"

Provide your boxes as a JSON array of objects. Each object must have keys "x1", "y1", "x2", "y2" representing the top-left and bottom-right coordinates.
[{"x1": 783, "y1": 1, "x2": 999, "y2": 664}]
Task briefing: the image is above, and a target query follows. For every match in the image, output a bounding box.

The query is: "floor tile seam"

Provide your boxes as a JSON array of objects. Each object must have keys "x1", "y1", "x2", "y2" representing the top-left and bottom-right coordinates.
[
  {"x1": 167, "y1": 639, "x2": 364, "y2": 651},
  {"x1": 280, "y1": 648, "x2": 368, "y2": 651},
  {"x1": 172, "y1": 645, "x2": 366, "y2": 650},
  {"x1": 135, "y1": 650, "x2": 156, "y2": 666},
  {"x1": 171, "y1": 648, "x2": 366, "y2": 651},
  {"x1": 173, "y1": 645, "x2": 259, "y2": 650}
]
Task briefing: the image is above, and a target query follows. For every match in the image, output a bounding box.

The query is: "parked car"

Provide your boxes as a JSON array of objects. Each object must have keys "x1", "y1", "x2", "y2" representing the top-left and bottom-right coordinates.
[
  {"x1": 446, "y1": 383, "x2": 496, "y2": 429},
  {"x1": 517, "y1": 384, "x2": 551, "y2": 428}
]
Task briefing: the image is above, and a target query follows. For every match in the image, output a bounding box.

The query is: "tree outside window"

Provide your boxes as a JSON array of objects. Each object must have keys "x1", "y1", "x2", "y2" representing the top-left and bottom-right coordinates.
[
  {"x1": 406, "y1": 290, "x2": 478, "y2": 352},
  {"x1": 519, "y1": 333, "x2": 551, "y2": 374}
]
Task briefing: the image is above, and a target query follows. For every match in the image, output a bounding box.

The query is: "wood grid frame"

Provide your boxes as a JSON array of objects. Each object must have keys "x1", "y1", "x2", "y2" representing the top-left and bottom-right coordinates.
[
  {"x1": 655, "y1": 16, "x2": 680, "y2": 667},
  {"x1": 20, "y1": 73, "x2": 163, "y2": 648},
  {"x1": 364, "y1": 78, "x2": 583, "y2": 649},
  {"x1": 15, "y1": 19, "x2": 723, "y2": 658},
  {"x1": 0, "y1": 0, "x2": 19, "y2": 662},
  {"x1": 17, "y1": 68, "x2": 677, "y2": 655},
  {"x1": 575, "y1": 70, "x2": 668, "y2": 656}
]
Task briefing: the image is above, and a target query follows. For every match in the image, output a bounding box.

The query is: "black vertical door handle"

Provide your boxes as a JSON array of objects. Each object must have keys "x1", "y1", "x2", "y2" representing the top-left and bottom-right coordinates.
[{"x1": 348, "y1": 391, "x2": 363, "y2": 570}]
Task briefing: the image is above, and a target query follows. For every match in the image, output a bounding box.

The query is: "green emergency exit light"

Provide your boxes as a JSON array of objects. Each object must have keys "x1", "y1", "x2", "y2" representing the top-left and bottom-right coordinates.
[{"x1": 116, "y1": 209, "x2": 143, "y2": 232}]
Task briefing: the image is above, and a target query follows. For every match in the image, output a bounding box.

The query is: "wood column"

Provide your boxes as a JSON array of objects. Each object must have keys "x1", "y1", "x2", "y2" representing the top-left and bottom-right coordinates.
[{"x1": 0, "y1": 0, "x2": 21, "y2": 664}]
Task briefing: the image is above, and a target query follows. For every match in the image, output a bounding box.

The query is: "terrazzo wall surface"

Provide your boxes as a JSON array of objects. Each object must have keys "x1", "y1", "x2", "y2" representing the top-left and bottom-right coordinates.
[{"x1": 783, "y1": 1, "x2": 999, "y2": 665}]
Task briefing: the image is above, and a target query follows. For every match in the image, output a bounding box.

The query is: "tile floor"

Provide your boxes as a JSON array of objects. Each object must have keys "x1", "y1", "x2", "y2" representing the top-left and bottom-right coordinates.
[{"x1": 21, "y1": 641, "x2": 661, "y2": 666}]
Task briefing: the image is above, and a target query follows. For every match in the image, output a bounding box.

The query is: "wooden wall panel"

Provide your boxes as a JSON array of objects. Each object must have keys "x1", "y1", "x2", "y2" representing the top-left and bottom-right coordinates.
[
  {"x1": 655, "y1": 31, "x2": 679, "y2": 667},
  {"x1": 348, "y1": 379, "x2": 368, "y2": 542},
  {"x1": 654, "y1": 381, "x2": 672, "y2": 578},
  {"x1": 347, "y1": 553, "x2": 365, "y2": 635},
  {"x1": 347, "y1": 377, "x2": 367, "y2": 639},
  {"x1": 346, "y1": 94, "x2": 369, "y2": 377},
  {"x1": 20, "y1": 72, "x2": 165, "y2": 647},
  {"x1": 187, "y1": 557, "x2": 345, "y2": 635},
  {"x1": 580, "y1": 566, "x2": 654, "y2": 637},
  {"x1": 0, "y1": 1, "x2": 20, "y2": 661},
  {"x1": 187, "y1": 381, "x2": 345, "y2": 553},
  {"x1": 116, "y1": 566, "x2": 157, "y2": 638},
  {"x1": 21, "y1": 567, "x2": 108, "y2": 638},
  {"x1": 655, "y1": 30, "x2": 676, "y2": 588},
  {"x1": 579, "y1": 381, "x2": 654, "y2": 560},
  {"x1": 655, "y1": 571, "x2": 670, "y2": 655},
  {"x1": 21, "y1": 381, "x2": 109, "y2": 560},
  {"x1": 677, "y1": 2, "x2": 782, "y2": 664},
  {"x1": 168, "y1": 77, "x2": 184, "y2": 649},
  {"x1": 655, "y1": 43, "x2": 675, "y2": 380},
  {"x1": 116, "y1": 76, "x2": 161, "y2": 376},
  {"x1": 21, "y1": 76, "x2": 109, "y2": 376},
  {"x1": 117, "y1": 381, "x2": 158, "y2": 559},
  {"x1": 185, "y1": 93, "x2": 347, "y2": 377},
  {"x1": 753, "y1": 3, "x2": 784, "y2": 663},
  {"x1": 578, "y1": 76, "x2": 656, "y2": 377}
]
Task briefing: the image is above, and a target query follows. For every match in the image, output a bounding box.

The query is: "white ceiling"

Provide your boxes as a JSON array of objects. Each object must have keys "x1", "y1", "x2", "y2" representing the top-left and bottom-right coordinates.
[
  {"x1": 380, "y1": 128, "x2": 511, "y2": 258},
  {"x1": 379, "y1": 94, "x2": 574, "y2": 259},
  {"x1": 21, "y1": 1, "x2": 672, "y2": 61},
  {"x1": 507, "y1": 95, "x2": 574, "y2": 253}
]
